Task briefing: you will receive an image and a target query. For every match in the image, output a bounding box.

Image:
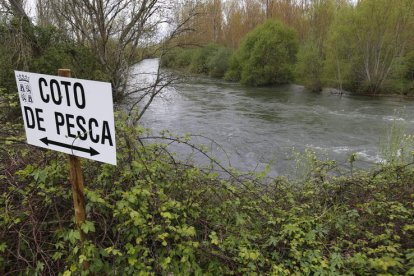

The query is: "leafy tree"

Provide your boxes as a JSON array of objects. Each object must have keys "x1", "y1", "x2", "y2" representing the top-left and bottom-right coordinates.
[
  {"x1": 221, "y1": 0, "x2": 247, "y2": 49},
  {"x1": 295, "y1": 0, "x2": 335, "y2": 91},
  {"x1": 403, "y1": 51, "x2": 414, "y2": 94},
  {"x1": 296, "y1": 40, "x2": 324, "y2": 91},
  {"x1": 175, "y1": 0, "x2": 224, "y2": 47},
  {"x1": 225, "y1": 20, "x2": 298, "y2": 86},
  {"x1": 324, "y1": 0, "x2": 414, "y2": 94}
]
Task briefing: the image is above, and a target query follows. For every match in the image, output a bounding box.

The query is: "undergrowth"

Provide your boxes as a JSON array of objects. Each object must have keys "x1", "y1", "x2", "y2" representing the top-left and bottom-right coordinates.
[{"x1": 1, "y1": 114, "x2": 414, "y2": 275}]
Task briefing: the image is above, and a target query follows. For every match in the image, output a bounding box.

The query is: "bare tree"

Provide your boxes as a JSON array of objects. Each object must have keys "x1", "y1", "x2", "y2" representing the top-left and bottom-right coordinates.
[
  {"x1": 0, "y1": 0, "x2": 37, "y2": 69},
  {"x1": 37, "y1": 0, "x2": 202, "y2": 125},
  {"x1": 1, "y1": 0, "x2": 29, "y2": 19},
  {"x1": 40, "y1": 0, "x2": 167, "y2": 102}
]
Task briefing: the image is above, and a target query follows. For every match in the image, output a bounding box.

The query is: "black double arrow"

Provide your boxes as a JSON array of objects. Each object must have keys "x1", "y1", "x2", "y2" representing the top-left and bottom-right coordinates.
[{"x1": 40, "y1": 137, "x2": 99, "y2": 156}]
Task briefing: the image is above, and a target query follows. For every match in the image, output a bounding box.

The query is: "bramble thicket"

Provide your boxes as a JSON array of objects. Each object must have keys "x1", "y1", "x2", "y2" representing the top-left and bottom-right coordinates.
[{"x1": 1, "y1": 113, "x2": 414, "y2": 274}]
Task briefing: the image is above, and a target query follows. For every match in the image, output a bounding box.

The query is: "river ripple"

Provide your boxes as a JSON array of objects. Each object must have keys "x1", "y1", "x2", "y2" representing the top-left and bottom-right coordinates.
[{"x1": 129, "y1": 59, "x2": 414, "y2": 176}]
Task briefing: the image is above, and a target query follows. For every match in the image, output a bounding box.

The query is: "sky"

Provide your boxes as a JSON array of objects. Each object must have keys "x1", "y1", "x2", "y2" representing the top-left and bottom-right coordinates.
[{"x1": 26, "y1": 0, "x2": 36, "y2": 18}]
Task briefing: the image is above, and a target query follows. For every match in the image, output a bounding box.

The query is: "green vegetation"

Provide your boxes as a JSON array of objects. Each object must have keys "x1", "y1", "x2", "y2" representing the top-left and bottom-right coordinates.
[
  {"x1": 224, "y1": 20, "x2": 298, "y2": 86},
  {"x1": 323, "y1": 0, "x2": 414, "y2": 94},
  {"x1": 162, "y1": 21, "x2": 298, "y2": 87},
  {"x1": 2, "y1": 116, "x2": 414, "y2": 274},
  {"x1": 295, "y1": 39, "x2": 324, "y2": 92},
  {"x1": 295, "y1": 0, "x2": 335, "y2": 92},
  {"x1": 207, "y1": 47, "x2": 232, "y2": 78},
  {"x1": 0, "y1": 21, "x2": 107, "y2": 122},
  {"x1": 161, "y1": 44, "x2": 232, "y2": 79},
  {"x1": 166, "y1": 0, "x2": 414, "y2": 95}
]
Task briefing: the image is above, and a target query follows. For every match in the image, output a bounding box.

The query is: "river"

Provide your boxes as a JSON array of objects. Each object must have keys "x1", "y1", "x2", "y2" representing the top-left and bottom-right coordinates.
[{"x1": 129, "y1": 59, "x2": 414, "y2": 176}]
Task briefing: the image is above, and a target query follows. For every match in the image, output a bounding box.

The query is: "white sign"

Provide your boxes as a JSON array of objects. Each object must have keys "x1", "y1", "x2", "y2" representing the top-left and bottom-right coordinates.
[{"x1": 15, "y1": 71, "x2": 117, "y2": 165}]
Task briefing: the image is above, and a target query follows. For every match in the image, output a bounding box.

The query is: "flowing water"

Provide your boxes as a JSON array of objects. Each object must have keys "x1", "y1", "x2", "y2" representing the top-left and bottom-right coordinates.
[{"x1": 130, "y1": 59, "x2": 414, "y2": 176}]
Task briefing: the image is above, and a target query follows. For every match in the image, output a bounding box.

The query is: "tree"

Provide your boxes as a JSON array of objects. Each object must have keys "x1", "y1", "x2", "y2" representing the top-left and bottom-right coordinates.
[
  {"x1": 222, "y1": 0, "x2": 245, "y2": 49},
  {"x1": 174, "y1": 0, "x2": 223, "y2": 47},
  {"x1": 261, "y1": 0, "x2": 311, "y2": 41},
  {"x1": 296, "y1": 40, "x2": 324, "y2": 91},
  {"x1": 295, "y1": 0, "x2": 335, "y2": 91},
  {"x1": 0, "y1": 0, "x2": 201, "y2": 126},
  {"x1": 225, "y1": 20, "x2": 298, "y2": 86},
  {"x1": 324, "y1": 0, "x2": 414, "y2": 94},
  {"x1": 44, "y1": 0, "x2": 167, "y2": 102}
]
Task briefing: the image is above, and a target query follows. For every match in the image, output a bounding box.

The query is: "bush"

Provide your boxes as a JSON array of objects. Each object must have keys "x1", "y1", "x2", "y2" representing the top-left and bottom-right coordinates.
[
  {"x1": 189, "y1": 44, "x2": 220, "y2": 74},
  {"x1": 224, "y1": 20, "x2": 298, "y2": 86},
  {"x1": 175, "y1": 48, "x2": 195, "y2": 68},
  {"x1": 160, "y1": 48, "x2": 195, "y2": 69},
  {"x1": 161, "y1": 45, "x2": 232, "y2": 79},
  {"x1": 160, "y1": 48, "x2": 182, "y2": 68},
  {"x1": 207, "y1": 47, "x2": 232, "y2": 78},
  {"x1": 1, "y1": 114, "x2": 414, "y2": 274},
  {"x1": 295, "y1": 40, "x2": 324, "y2": 92},
  {"x1": 160, "y1": 50, "x2": 177, "y2": 68},
  {"x1": 223, "y1": 53, "x2": 242, "y2": 81}
]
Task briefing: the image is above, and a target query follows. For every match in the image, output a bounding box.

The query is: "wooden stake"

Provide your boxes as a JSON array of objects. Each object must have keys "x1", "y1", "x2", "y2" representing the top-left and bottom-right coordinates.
[
  {"x1": 58, "y1": 69, "x2": 87, "y2": 243},
  {"x1": 69, "y1": 155, "x2": 87, "y2": 242}
]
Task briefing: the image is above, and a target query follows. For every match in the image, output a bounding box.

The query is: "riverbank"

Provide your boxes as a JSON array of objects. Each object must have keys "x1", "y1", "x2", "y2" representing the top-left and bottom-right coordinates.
[
  {"x1": 356, "y1": 92, "x2": 414, "y2": 100},
  {"x1": 317, "y1": 87, "x2": 414, "y2": 100},
  {"x1": 1, "y1": 114, "x2": 414, "y2": 274},
  {"x1": 160, "y1": 42, "x2": 414, "y2": 97},
  {"x1": 164, "y1": 63, "x2": 414, "y2": 99},
  {"x1": 163, "y1": 66, "x2": 414, "y2": 100}
]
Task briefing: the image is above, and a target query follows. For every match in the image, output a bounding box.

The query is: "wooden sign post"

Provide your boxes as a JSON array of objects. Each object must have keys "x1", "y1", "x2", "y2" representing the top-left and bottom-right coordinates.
[
  {"x1": 15, "y1": 68, "x2": 117, "y2": 271},
  {"x1": 58, "y1": 69, "x2": 87, "y2": 243}
]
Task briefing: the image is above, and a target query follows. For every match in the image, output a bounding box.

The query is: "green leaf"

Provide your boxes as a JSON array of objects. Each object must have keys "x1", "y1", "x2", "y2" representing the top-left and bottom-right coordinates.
[
  {"x1": 209, "y1": 231, "x2": 219, "y2": 245},
  {"x1": 81, "y1": 221, "x2": 95, "y2": 234}
]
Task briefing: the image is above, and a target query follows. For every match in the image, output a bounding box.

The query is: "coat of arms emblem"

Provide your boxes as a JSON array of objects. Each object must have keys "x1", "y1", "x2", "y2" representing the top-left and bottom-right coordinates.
[{"x1": 17, "y1": 74, "x2": 33, "y2": 104}]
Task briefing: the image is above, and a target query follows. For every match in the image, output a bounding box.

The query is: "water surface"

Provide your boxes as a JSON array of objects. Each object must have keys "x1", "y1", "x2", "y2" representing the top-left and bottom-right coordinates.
[{"x1": 130, "y1": 59, "x2": 414, "y2": 176}]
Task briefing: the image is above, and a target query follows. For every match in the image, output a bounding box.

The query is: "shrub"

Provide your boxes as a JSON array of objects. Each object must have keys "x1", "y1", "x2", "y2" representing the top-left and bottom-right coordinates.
[
  {"x1": 161, "y1": 45, "x2": 232, "y2": 79},
  {"x1": 295, "y1": 40, "x2": 324, "y2": 92},
  {"x1": 175, "y1": 48, "x2": 195, "y2": 68},
  {"x1": 224, "y1": 20, "x2": 298, "y2": 86},
  {"x1": 1, "y1": 114, "x2": 414, "y2": 274},
  {"x1": 224, "y1": 53, "x2": 242, "y2": 81},
  {"x1": 160, "y1": 48, "x2": 180, "y2": 68},
  {"x1": 189, "y1": 44, "x2": 220, "y2": 74},
  {"x1": 160, "y1": 48, "x2": 196, "y2": 69},
  {"x1": 207, "y1": 47, "x2": 232, "y2": 78}
]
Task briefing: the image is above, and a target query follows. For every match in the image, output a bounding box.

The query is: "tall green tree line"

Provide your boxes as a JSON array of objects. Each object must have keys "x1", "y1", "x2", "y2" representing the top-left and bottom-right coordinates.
[{"x1": 171, "y1": 0, "x2": 414, "y2": 94}]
